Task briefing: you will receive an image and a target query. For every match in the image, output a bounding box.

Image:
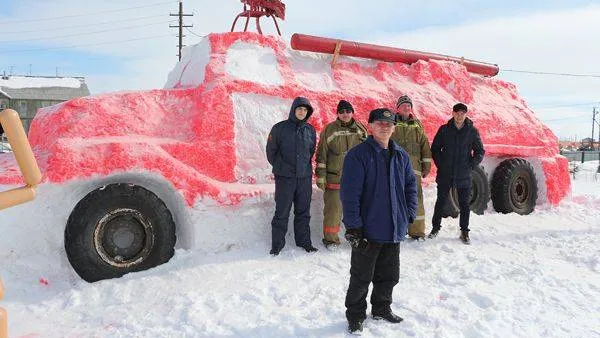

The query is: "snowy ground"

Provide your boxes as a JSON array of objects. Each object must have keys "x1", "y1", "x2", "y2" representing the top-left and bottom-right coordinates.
[{"x1": 1, "y1": 162, "x2": 599, "y2": 338}]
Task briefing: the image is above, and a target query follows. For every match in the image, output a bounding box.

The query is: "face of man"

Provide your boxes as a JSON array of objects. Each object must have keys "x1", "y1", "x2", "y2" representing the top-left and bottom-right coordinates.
[
  {"x1": 369, "y1": 120, "x2": 395, "y2": 146},
  {"x1": 295, "y1": 106, "x2": 309, "y2": 121},
  {"x1": 337, "y1": 108, "x2": 353, "y2": 123},
  {"x1": 396, "y1": 102, "x2": 412, "y2": 119},
  {"x1": 452, "y1": 109, "x2": 467, "y2": 127}
]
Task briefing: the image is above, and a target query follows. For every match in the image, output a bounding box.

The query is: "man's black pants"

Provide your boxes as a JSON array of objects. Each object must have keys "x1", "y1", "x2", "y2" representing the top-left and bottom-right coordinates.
[
  {"x1": 431, "y1": 182, "x2": 471, "y2": 232},
  {"x1": 345, "y1": 243, "x2": 400, "y2": 321},
  {"x1": 271, "y1": 176, "x2": 312, "y2": 251}
]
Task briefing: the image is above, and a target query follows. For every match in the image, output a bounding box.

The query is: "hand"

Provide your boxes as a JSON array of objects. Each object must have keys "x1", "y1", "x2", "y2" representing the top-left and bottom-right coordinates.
[
  {"x1": 345, "y1": 228, "x2": 368, "y2": 249},
  {"x1": 317, "y1": 181, "x2": 325, "y2": 190},
  {"x1": 422, "y1": 170, "x2": 429, "y2": 178},
  {"x1": 408, "y1": 216, "x2": 415, "y2": 224}
]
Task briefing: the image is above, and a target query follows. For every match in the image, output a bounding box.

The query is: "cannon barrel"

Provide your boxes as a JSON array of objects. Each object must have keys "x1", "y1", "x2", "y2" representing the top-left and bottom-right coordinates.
[{"x1": 291, "y1": 33, "x2": 499, "y2": 77}]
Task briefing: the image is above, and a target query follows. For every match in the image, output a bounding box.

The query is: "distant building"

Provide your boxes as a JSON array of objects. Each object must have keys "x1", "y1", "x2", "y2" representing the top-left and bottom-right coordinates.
[{"x1": 0, "y1": 74, "x2": 90, "y2": 134}]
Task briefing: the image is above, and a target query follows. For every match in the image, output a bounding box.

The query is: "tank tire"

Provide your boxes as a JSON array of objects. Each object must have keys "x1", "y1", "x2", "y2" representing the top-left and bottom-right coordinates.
[
  {"x1": 491, "y1": 158, "x2": 538, "y2": 215},
  {"x1": 441, "y1": 190, "x2": 459, "y2": 218},
  {"x1": 65, "y1": 183, "x2": 176, "y2": 282},
  {"x1": 468, "y1": 165, "x2": 491, "y2": 215}
]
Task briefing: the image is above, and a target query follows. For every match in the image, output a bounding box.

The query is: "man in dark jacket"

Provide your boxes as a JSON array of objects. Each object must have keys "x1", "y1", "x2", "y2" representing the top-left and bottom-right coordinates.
[
  {"x1": 429, "y1": 103, "x2": 485, "y2": 244},
  {"x1": 266, "y1": 97, "x2": 318, "y2": 256},
  {"x1": 340, "y1": 108, "x2": 418, "y2": 333}
]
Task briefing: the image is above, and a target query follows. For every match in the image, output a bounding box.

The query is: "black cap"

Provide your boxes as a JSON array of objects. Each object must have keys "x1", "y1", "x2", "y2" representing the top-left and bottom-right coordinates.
[
  {"x1": 396, "y1": 95, "x2": 412, "y2": 108},
  {"x1": 453, "y1": 103, "x2": 468, "y2": 113},
  {"x1": 337, "y1": 99, "x2": 354, "y2": 113},
  {"x1": 368, "y1": 108, "x2": 396, "y2": 123}
]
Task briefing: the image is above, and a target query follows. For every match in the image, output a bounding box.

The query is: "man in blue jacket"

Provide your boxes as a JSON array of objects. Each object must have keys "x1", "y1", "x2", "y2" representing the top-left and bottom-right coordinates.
[
  {"x1": 340, "y1": 108, "x2": 418, "y2": 333},
  {"x1": 266, "y1": 97, "x2": 318, "y2": 256}
]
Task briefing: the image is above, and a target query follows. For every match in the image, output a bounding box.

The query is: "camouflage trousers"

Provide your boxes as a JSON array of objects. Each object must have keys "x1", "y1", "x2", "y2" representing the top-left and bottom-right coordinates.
[
  {"x1": 408, "y1": 175, "x2": 426, "y2": 237},
  {"x1": 323, "y1": 187, "x2": 342, "y2": 244}
]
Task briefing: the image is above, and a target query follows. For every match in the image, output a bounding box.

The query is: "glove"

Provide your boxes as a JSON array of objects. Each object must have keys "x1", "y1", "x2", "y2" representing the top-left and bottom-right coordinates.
[
  {"x1": 316, "y1": 181, "x2": 326, "y2": 191},
  {"x1": 345, "y1": 228, "x2": 368, "y2": 249},
  {"x1": 408, "y1": 216, "x2": 415, "y2": 224},
  {"x1": 422, "y1": 169, "x2": 429, "y2": 179}
]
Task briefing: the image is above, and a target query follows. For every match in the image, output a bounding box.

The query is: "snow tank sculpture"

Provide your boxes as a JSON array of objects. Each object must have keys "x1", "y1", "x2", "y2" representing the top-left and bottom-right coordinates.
[{"x1": 0, "y1": 31, "x2": 570, "y2": 282}]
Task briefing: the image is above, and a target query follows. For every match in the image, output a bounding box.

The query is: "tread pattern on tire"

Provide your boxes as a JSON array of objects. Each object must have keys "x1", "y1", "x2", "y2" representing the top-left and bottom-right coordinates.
[
  {"x1": 65, "y1": 183, "x2": 176, "y2": 282},
  {"x1": 491, "y1": 158, "x2": 538, "y2": 215}
]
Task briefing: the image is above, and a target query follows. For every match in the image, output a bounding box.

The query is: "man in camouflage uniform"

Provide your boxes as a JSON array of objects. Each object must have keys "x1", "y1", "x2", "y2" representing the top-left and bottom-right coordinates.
[
  {"x1": 316, "y1": 100, "x2": 368, "y2": 249},
  {"x1": 391, "y1": 95, "x2": 432, "y2": 240}
]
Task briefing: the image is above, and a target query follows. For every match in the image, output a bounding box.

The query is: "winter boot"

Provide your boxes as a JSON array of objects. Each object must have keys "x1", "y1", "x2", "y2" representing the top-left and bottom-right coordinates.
[
  {"x1": 427, "y1": 227, "x2": 440, "y2": 239},
  {"x1": 409, "y1": 235, "x2": 425, "y2": 242},
  {"x1": 302, "y1": 244, "x2": 319, "y2": 253},
  {"x1": 372, "y1": 310, "x2": 404, "y2": 323},
  {"x1": 269, "y1": 247, "x2": 281, "y2": 256},
  {"x1": 459, "y1": 231, "x2": 470, "y2": 245},
  {"x1": 322, "y1": 239, "x2": 340, "y2": 251},
  {"x1": 347, "y1": 319, "x2": 364, "y2": 334}
]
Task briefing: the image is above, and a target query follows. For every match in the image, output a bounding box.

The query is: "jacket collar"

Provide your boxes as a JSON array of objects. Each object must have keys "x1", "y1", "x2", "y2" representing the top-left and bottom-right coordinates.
[
  {"x1": 447, "y1": 117, "x2": 473, "y2": 130},
  {"x1": 366, "y1": 136, "x2": 402, "y2": 153}
]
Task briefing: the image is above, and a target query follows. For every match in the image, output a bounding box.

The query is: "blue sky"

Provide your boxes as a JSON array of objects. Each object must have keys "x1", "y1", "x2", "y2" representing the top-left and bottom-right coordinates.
[{"x1": 1, "y1": 0, "x2": 599, "y2": 139}]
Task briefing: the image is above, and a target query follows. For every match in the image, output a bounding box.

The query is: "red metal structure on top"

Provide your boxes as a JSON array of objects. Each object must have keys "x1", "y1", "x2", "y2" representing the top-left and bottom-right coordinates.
[{"x1": 231, "y1": 0, "x2": 286, "y2": 36}]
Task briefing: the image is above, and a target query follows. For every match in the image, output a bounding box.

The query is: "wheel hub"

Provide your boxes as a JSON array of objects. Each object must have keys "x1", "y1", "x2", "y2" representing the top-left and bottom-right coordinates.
[
  {"x1": 511, "y1": 176, "x2": 529, "y2": 206},
  {"x1": 94, "y1": 208, "x2": 154, "y2": 267}
]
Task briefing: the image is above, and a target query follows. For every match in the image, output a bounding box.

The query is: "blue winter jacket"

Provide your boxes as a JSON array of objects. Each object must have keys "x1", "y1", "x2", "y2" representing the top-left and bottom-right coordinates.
[
  {"x1": 266, "y1": 97, "x2": 317, "y2": 178},
  {"x1": 341, "y1": 136, "x2": 418, "y2": 243}
]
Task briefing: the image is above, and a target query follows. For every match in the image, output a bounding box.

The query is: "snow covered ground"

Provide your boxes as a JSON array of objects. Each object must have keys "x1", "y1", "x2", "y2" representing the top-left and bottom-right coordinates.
[{"x1": 0, "y1": 162, "x2": 598, "y2": 337}]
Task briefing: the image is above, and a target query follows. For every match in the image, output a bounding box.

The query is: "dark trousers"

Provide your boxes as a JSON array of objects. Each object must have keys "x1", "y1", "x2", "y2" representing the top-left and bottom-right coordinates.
[
  {"x1": 345, "y1": 243, "x2": 400, "y2": 321},
  {"x1": 271, "y1": 176, "x2": 312, "y2": 250},
  {"x1": 432, "y1": 182, "x2": 471, "y2": 232}
]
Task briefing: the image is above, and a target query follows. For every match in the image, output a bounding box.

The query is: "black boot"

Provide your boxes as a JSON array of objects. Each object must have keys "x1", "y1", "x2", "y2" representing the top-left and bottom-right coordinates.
[
  {"x1": 269, "y1": 247, "x2": 281, "y2": 256},
  {"x1": 302, "y1": 244, "x2": 318, "y2": 253},
  {"x1": 428, "y1": 227, "x2": 440, "y2": 239},
  {"x1": 372, "y1": 310, "x2": 403, "y2": 323},
  {"x1": 347, "y1": 319, "x2": 363, "y2": 333},
  {"x1": 460, "y1": 231, "x2": 470, "y2": 245}
]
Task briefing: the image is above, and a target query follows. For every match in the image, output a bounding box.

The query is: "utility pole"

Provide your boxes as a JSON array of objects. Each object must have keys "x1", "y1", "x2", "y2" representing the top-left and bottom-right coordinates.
[
  {"x1": 593, "y1": 107, "x2": 599, "y2": 150},
  {"x1": 170, "y1": 1, "x2": 193, "y2": 61}
]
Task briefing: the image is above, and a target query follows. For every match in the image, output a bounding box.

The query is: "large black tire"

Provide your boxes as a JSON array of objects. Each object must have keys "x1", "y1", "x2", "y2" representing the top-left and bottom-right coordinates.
[
  {"x1": 65, "y1": 183, "x2": 176, "y2": 282},
  {"x1": 491, "y1": 158, "x2": 538, "y2": 215},
  {"x1": 442, "y1": 166, "x2": 490, "y2": 217}
]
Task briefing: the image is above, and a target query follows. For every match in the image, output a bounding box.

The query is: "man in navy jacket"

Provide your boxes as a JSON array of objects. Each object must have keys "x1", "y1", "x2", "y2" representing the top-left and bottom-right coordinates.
[
  {"x1": 340, "y1": 108, "x2": 418, "y2": 333},
  {"x1": 266, "y1": 97, "x2": 318, "y2": 256},
  {"x1": 429, "y1": 103, "x2": 485, "y2": 244}
]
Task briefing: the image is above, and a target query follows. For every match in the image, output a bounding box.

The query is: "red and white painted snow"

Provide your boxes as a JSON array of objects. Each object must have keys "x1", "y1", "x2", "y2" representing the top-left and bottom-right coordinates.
[{"x1": 0, "y1": 32, "x2": 569, "y2": 208}]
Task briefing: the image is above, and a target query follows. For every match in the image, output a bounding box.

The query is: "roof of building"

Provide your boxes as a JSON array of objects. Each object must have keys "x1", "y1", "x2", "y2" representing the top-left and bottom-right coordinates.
[{"x1": 0, "y1": 75, "x2": 90, "y2": 100}]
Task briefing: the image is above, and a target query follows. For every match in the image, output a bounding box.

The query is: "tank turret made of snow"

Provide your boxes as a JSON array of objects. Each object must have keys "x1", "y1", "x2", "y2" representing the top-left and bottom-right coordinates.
[{"x1": 0, "y1": 32, "x2": 570, "y2": 282}]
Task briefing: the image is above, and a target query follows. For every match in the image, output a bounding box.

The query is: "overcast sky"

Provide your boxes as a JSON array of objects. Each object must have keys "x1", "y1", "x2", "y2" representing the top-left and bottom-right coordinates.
[{"x1": 1, "y1": 0, "x2": 599, "y2": 140}]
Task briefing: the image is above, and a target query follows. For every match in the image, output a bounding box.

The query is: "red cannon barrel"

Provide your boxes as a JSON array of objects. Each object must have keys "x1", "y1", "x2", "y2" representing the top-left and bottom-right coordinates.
[{"x1": 291, "y1": 33, "x2": 499, "y2": 77}]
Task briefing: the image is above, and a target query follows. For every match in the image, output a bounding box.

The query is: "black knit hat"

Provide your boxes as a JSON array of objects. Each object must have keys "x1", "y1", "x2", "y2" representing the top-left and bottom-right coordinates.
[
  {"x1": 396, "y1": 95, "x2": 412, "y2": 108},
  {"x1": 368, "y1": 108, "x2": 396, "y2": 123},
  {"x1": 337, "y1": 99, "x2": 354, "y2": 113},
  {"x1": 453, "y1": 103, "x2": 468, "y2": 113}
]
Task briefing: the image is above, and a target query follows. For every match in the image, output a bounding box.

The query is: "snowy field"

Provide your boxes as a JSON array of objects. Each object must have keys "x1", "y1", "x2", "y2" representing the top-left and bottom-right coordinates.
[{"x1": 1, "y1": 162, "x2": 599, "y2": 338}]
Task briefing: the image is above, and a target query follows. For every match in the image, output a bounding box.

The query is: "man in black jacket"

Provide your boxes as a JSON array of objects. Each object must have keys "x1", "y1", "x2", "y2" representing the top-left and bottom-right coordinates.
[
  {"x1": 429, "y1": 103, "x2": 485, "y2": 244},
  {"x1": 266, "y1": 97, "x2": 318, "y2": 255}
]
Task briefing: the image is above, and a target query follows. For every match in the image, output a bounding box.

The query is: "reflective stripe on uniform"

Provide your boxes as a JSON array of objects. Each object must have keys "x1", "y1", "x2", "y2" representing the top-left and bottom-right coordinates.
[
  {"x1": 422, "y1": 158, "x2": 432, "y2": 163},
  {"x1": 326, "y1": 130, "x2": 360, "y2": 144},
  {"x1": 326, "y1": 183, "x2": 341, "y2": 190},
  {"x1": 324, "y1": 225, "x2": 341, "y2": 233},
  {"x1": 413, "y1": 169, "x2": 422, "y2": 176},
  {"x1": 317, "y1": 163, "x2": 326, "y2": 168},
  {"x1": 414, "y1": 215, "x2": 425, "y2": 221}
]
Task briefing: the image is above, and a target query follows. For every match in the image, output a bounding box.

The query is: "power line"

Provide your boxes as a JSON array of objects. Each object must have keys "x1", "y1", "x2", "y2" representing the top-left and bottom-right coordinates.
[
  {"x1": 502, "y1": 69, "x2": 600, "y2": 78},
  {"x1": 535, "y1": 101, "x2": 600, "y2": 109},
  {"x1": 185, "y1": 27, "x2": 207, "y2": 38},
  {"x1": 0, "y1": 34, "x2": 174, "y2": 53},
  {"x1": 0, "y1": 1, "x2": 177, "y2": 25},
  {"x1": 0, "y1": 21, "x2": 176, "y2": 44},
  {"x1": 2, "y1": 14, "x2": 166, "y2": 34},
  {"x1": 541, "y1": 114, "x2": 590, "y2": 122}
]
